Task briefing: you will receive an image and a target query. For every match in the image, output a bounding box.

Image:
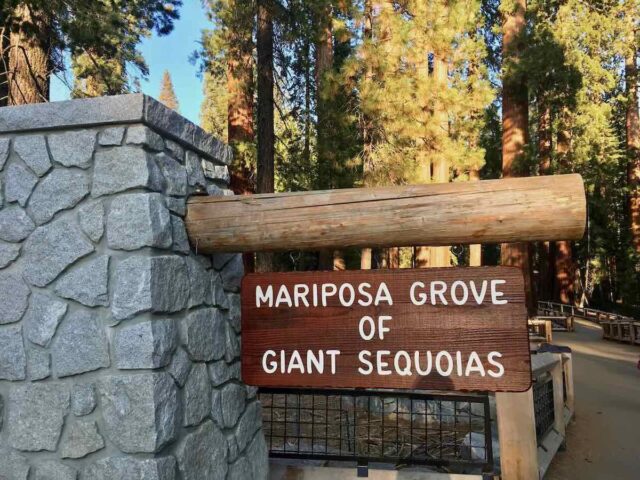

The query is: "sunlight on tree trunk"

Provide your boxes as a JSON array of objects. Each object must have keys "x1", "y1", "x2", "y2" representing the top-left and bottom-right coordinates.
[
  {"x1": 500, "y1": 0, "x2": 535, "y2": 314},
  {"x1": 627, "y1": 48, "x2": 640, "y2": 255},
  {"x1": 7, "y1": 5, "x2": 50, "y2": 105},
  {"x1": 256, "y1": 0, "x2": 275, "y2": 273},
  {"x1": 555, "y1": 109, "x2": 574, "y2": 304}
]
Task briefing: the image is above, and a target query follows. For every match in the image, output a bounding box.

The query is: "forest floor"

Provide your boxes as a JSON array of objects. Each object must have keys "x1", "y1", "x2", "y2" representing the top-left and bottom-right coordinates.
[{"x1": 546, "y1": 319, "x2": 640, "y2": 480}]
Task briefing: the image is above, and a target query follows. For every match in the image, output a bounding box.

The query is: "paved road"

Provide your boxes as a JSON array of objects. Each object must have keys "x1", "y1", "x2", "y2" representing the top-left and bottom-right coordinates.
[{"x1": 545, "y1": 320, "x2": 640, "y2": 480}]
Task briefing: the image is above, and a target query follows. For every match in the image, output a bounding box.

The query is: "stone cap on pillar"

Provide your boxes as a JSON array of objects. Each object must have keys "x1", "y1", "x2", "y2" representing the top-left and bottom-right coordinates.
[{"x1": 0, "y1": 94, "x2": 232, "y2": 165}]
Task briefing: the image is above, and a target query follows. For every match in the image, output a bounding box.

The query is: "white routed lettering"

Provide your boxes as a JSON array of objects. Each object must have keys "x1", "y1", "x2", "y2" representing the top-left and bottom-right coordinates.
[
  {"x1": 326, "y1": 350, "x2": 341, "y2": 374},
  {"x1": 256, "y1": 285, "x2": 273, "y2": 307},
  {"x1": 455, "y1": 351, "x2": 463, "y2": 376},
  {"x1": 358, "y1": 283, "x2": 373, "y2": 306},
  {"x1": 287, "y1": 350, "x2": 305, "y2": 373},
  {"x1": 410, "y1": 281, "x2": 427, "y2": 305},
  {"x1": 358, "y1": 350, "x2": 373, "y2": 375},
  {"x1": 374, "y1": 282, "x2": 393, "y2": 306},
  {"x1": 359, "y1": 316, "x2": 376, "y2": 340},
  {"x1": 306, "y1": 350, "x2": 324, "y2": 373},
  {"x1": 262, "y1": 350, "x2": 277, "y2": 373},
  {"x1": 275, "y1": 285, "x2": 292, "y2": 307},
  {"x1": 394, "y1": 351, "x2": 413, "y2": 376},
  {"x1": 339, "y1": 283, "x2": 355, "y2": 306},
  {"x1": 414, "y1": 351, "x2": 433, "y2": 375},
  {"x1": 491, "y1": 280, "x2": 507, "y2": 304},
  {"x1": 465, "y1": 352, "x2": 486, "y2": 376},
  {"x1": 451, "y1": 281, "x2": 469, "y2": 305},
  {"x1": 294, "y1": 284, "x2": 310, "y2": 307},
  {"x1": 430, "y1": 281, "x2": 448, "y2": 305},
  {"x1": 376, "y1": 350, "x2": 392, "y2": 375},
  {"x1": 322, "y1": 283, "x2": 338, "y2": 306},
  {"x1": 469, "y1": 280, "x2": 488, "y2": 304},
  {"x1": 487, "y1": 352, "x2": 505, "y2": 377},
  {"x1": 435, "y1": 351, "x2": 454, "y2": 376}
]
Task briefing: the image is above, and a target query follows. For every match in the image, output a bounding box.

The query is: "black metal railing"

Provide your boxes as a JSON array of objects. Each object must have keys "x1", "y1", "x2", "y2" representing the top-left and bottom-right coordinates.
[
  {"x1": 533, "y1": 376, "x2": 555, "y2": 442},
  {"x1": 259, "y1": 388, "x2": 494, "y2": 474}
]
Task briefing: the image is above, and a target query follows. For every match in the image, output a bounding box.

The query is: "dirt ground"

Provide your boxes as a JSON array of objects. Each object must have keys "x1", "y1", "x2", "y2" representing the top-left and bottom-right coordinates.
[{"x1": 545, "y1": 320, "x2": 640, "y2": 480}]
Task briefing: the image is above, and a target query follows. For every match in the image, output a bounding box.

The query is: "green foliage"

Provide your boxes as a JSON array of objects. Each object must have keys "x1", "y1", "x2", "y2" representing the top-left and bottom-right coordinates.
[
  {"x1": 158, "y1": 69, "x2": 179, "y2": 111},
  {"x1": 335, "y1": 0, "x2": 494, "y2": 187},
  {"x1": 523, "y1": 0, "x2": 638, "y2": 305},
  {"x1": 3, "y1": 1, "x2": 182, "y2": 96}
]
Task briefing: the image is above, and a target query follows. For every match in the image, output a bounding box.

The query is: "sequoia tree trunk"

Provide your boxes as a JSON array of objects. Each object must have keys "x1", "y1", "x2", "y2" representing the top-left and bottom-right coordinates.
[
  {"x1": 469, "y1": 168, "x2": 482, "y2": 267},
  {"x1": 627, "y1": 48, "x2": 640, "y2": 254},
  {"x1": 255, "y1": 0, "x2": 275, "y2": 272},
  {"x1": 7, "y1": 5, "x2": 51, "y2": 105},
  {"x1": 227, "y1": 0, "x2": 256, "y2": 196},
  {"x1": 538, "y1": 101, "x2": 553, "y2": 300},
  {"x1": 430, "y1": 56, "x2": 452, "y2": 268},
  {"x1": 1, "y1": 27, "x2": 9, "y2": 106},
  {"x1": 501, "y1": 0, "x2": 535, "y2": 315},
  {"x1": 555, "y1": 111, "x2": 574, "y2": 304},
  {"x1": 315, "y1": 2, "x2": 337, "y2": 270}
]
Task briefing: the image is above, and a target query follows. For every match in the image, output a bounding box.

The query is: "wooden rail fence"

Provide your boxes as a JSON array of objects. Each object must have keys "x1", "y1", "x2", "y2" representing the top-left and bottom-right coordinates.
[{"x1": 537, "y1": 301, "x2": 640, "y2": 346}]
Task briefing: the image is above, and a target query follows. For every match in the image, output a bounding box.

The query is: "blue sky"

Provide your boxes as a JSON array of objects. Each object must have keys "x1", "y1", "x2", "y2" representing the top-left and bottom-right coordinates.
[{"x1": 51, "y1": 1, "x2": 210, "y2": 124}]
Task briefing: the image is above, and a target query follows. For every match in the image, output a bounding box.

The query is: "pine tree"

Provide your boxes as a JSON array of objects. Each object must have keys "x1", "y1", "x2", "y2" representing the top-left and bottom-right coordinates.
[
  {"x1": 201, "y1": 0, "x2": 256, "y2": 196},
  {"x1": 255, "y1": 0, "x2": 275, "y2": 272},
  {"x1": 71, "y1": 52, "x2": 127, "y2": 97},
  {"x1": 158, "y1": 70, "x2": 179, "y2": 111},
  {"x1": 1, "y1": 1, "x2": 181, "y2": 104},
  {"x1": 336, "y1": 0, "x2": 492, "y2": 269}
]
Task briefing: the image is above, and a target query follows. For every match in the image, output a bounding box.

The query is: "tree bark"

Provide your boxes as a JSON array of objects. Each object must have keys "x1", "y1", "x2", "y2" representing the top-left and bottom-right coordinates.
[
  {"x1": 361, "y1": 248, "x2": 372, "y2": 269},
  {"x1": 226, "y1": 0, "x2": 256, "y2": 274},
  {"x1": 430, "y1": 56, "x2": 452, "y2": 268},
  {"x1": 627, "y1": 48, "x2": 640, "y2": 254},
  {"x1": 555, "y1": 110, "x2": 574, "y2": 304},
  {"x1": 538, "y1": 101, "x2": 553, "y2": 300},
  {"x1": 186, "y1": 175, "x2": 587, "y2": 253},
  {"x1": 7, "y1": 5, "x2": 51, "y2": 105},
  {"x1": 1, "y1": 27, "x2": 9, "y2": 106},
  {"x1": 255, "y1": 0, "x2": 275, "y2": 272},
  {"x1": 501, "y1": 0, "x2": 535, "y2": 315},
  {"x1": 469, "y1": 168, "x2": 482, "y2": 267},
  {"x1": 315, "y1": 2, "x2": 336, "y2": 269},
  {"x1": 388, "y1": 247, "x2": 400, "y2": 269}
]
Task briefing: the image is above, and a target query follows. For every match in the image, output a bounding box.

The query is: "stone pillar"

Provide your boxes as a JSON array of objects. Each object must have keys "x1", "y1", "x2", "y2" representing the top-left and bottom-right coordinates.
[{"x1": 0, "y1": 94, "x2": 268, "y2": 480}]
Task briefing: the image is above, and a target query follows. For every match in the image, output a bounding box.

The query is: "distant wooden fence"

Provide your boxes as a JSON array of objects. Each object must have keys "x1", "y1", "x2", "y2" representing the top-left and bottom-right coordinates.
[{"x1": 537, "y1": 301, "x2": 640, "y2": 346}]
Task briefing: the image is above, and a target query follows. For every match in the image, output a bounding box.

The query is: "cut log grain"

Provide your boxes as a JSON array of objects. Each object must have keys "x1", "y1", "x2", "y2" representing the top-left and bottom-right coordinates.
[{"x1": 186, "y1": 174, "x2": 586, "y2": 253}]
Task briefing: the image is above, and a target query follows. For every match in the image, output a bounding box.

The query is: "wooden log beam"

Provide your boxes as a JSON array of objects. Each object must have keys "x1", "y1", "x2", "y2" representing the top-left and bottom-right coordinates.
[{"x1": 186, "y1": 174, "x2": 586, "y2": 253}]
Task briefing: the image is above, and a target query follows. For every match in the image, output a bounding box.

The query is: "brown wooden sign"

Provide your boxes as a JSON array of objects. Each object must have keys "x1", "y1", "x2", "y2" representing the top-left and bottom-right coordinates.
[{"x1": 241, "y1": 267, "x2": 532, "y2": 392}]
